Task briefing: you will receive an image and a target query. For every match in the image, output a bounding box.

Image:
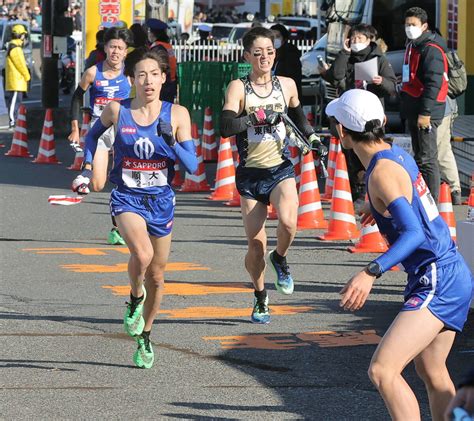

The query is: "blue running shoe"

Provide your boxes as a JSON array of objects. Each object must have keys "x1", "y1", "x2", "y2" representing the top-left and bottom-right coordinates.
[
  {"x1": 251, "y1": 296, "x2": 270, "y2": 324},
  {"x1": 268, "y1": 250, "x2": 294, "y2": 295}
]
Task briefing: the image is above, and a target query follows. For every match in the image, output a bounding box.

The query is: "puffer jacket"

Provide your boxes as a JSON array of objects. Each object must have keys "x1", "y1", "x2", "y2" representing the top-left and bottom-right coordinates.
[
  {"x1": 325, "y1": 42, "x2": 397, "y2": 107},
  {"x1": 5, "y1": 39, "x2": 30, "y2": 92}
]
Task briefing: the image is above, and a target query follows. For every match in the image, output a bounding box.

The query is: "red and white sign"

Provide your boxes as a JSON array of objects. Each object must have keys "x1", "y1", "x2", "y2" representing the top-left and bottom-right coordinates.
[{"x1": 43, "y1": 35, "x2": 52, "y2": 58}]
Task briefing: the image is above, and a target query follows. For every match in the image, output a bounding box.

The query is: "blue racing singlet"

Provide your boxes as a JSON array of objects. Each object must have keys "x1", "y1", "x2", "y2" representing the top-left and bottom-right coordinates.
[
  {"x1": 109, "y1": 100, "x2": 177, "y2": 195},
  {"x1": 89, "y1": 62, "x2": 130, "y2": 119},
  {"x1": 366, "y1": 144, "x2": 457, "y2": 274}
]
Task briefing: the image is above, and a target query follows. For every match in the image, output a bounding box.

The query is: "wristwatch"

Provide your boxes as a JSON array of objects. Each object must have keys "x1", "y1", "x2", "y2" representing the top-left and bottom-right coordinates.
[{"x1": 365, "y1": 261, "x2": 382, "y2": 278}]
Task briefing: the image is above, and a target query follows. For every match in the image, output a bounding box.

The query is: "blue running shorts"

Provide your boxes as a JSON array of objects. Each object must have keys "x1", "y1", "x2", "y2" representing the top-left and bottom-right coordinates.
[
  {"x1": 109, "y1": 188, "x2": 175, "y2": 238},
  {"x1": 402, "y1": 254, "x2": 473, "y2": 332},
  {"x1": 236, "y1": 160, "x2": 295, "y2": 205}
]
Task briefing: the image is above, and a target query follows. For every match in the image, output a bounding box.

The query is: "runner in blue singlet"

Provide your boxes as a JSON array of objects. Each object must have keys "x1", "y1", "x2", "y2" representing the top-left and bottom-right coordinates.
[
  {"x1": 70, "y1": 27, "x2": 132, "y2": 245},
  {"x1": 326, "y1": 89, "x2": 473, "y2": 420},
  {"x1": 73, "y1": 48, "x2": 197, "y2": 369}
]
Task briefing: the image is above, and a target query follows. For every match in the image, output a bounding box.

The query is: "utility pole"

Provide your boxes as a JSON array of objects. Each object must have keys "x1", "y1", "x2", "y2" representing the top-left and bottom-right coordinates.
[
  {"x1": 260, "y1": 0, "x2": 266, "y2": 19},
  {"x1": 41, "y1": 0, "x2": 58, "y2": 108},
  {"x1": 41, "y1": 0, "x2": 73, "y2": 109}
]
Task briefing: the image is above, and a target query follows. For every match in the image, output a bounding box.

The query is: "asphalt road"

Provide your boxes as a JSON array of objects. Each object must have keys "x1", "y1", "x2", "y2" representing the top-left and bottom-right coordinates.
[{"x1": 0, "y1": 119, "x2": 473, "y2": 420}]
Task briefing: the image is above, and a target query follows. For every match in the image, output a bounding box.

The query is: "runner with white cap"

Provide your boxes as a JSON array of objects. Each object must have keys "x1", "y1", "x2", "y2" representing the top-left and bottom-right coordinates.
[{"x1": 327, "y1": 88, "x2": 473, "y2": 420}]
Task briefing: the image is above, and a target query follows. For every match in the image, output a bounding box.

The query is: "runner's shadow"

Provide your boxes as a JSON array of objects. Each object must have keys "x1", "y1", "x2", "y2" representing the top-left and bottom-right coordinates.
[{"x1": 0, "y1": 358, "x2": 133, "y2": 369}]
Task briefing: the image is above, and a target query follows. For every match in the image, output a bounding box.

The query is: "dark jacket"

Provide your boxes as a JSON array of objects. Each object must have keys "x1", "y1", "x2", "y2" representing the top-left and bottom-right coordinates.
[
  {"x1": 400, "y1": 31, "x2": 448, "y2": 121},
  {"x1": 273, "y1": 41, "x2": 302, "y2": 100},
  {"x1": 325, "y1": 42, "x2": 397, "y2": 107}
]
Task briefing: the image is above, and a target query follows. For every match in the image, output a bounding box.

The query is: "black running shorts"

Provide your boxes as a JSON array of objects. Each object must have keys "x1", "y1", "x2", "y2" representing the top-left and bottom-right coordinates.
[{"x1": 236, "y1": 160, "x2": 295, "y2": 205}]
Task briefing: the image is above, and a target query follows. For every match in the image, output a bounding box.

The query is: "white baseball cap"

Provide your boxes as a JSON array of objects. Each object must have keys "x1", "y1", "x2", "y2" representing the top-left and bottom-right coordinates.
[{"x1": 325, "y1": 89, "x2": 385, "y2": 133}]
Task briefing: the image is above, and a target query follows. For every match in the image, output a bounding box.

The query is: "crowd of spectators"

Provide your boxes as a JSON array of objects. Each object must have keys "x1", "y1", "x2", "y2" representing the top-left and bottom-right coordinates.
[{"x1": 0, "y1": 2, "x2": 82, "y2": 31}]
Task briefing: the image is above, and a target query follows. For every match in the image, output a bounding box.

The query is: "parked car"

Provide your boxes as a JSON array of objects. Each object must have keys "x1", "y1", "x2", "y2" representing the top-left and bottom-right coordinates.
[
  {"x1": 277, "y1": 16, "x2": 326, "y2": 40},
  {"x1": 227, "y1": 22, "x2": 273, "y2": 45},
  {"x1": 211, "y1": 23, "x2": 234, "y2": 42}
]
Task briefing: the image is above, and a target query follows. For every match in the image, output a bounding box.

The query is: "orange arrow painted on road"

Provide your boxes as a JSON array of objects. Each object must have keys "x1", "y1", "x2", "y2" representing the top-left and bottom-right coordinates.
[
  {"x1": 204, "y1": 330, "x2": 381, "y2": 350},
  {"x1": 62, "y1": 262, "x2": 210, "y2": 273},
  {"x1": 159, "y1": 305, "x2": 314, "y2": 319},
  {"x1": 203, "y1": 333, "x2": 310, "y2": 350},
  {"x1": 103, "y1": 282, "x2": 252, "y2": 296}
]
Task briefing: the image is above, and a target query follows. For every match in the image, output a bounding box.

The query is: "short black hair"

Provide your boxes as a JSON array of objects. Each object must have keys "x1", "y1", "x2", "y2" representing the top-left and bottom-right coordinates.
[
  {"x1": 348, "y1": 24, "x2": 377, "y2": 41},
  {"x1": 124, "y1": 47, "x2": 169, "y2": 78},
  {"x1": 242, "y1": 27, "x2": 274, "y2": 51},
  {"x1": 149, "y1": 27, "x2": 170, "y2": 43},
  {"x1": 339, "y1": 118, "x2": 386, "y2": 143},
  {"x1": 103, "y1": 27, "x2": 133, "y2": 47},
  {"x1": 129, "y1": 23, "x2": 148, "y2": 48},
  {"x1": 405, "y1": 7, "x2": 428, "y2": 24},
  {"x1": 270, "y1": 23, "x2": 289, "y2": 40}
]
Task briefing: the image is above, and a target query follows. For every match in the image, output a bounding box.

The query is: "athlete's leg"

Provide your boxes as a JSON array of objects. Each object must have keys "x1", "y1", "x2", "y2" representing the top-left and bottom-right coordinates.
[
  {"x1": 114, "y1": 212, "x2": 154, "y2": 298},
  {"x1": 414, "y1": 329, "x2": 456, "y2": 421},
  {"x1": 368, "y1": 308, "x2": 445, "y2": 420},
  {"x1": 240, "y1": 197, "x2": 268, "y2": 291},
  {"x1": 143, "y1": 233, "x2": 172, "y2": 331},
  {"x1": 269, "y1": 177, "x2": 298, "y2": 257}
]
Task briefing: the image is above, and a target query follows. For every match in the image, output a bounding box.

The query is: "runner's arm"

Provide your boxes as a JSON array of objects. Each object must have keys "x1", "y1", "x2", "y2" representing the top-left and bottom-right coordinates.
[
  {"x1": 340, "y1": 161, "x2": 423, "y2": 311},
  {"x1": 83, "y1": 100, "x2": 118, "y2": 165},
  {"x1": 220, "y1": 80, "x2": 252, "y2": 137},
  {"x1": 69, "y1": 67, "x2": 95, "y2": 141},
  {"x1": 369, "y1": 162, "x2": 425, "y2": 274},
  {"x1": 282, "y1": 77, "x2": 326, "y2": 153},
  {"x1": 163, "y1": 105, "x2": 198, "y2": 174}
]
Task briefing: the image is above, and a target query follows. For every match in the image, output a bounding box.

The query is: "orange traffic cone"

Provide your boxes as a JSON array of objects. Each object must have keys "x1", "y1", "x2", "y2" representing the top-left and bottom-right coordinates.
[
  {"x1": 318, "y1": 151, "x2": 360, "y2": 241},
  {"x1": 439, "y1": 183, "x2": 456, "y2": 241},
  {"x1": 171, "y1": 159, "x2": 184, "y2": 188},
  {"x1": 288, "y1": 145, "x2": 301, "y2": 191},
  {"x1": 226, "y1": 184, "x2": 241, "y2": 207},
  {"x1": 267, "y1": 204, "x2": 278, "y2": 220},
  {"x1": 207, "y1": 136, "x2": 235, "y2": 201},
  {"x1": 5, "y1": 105, "x2": 31, "y2": 158},
  {"x1": 467, "y1": 177, "x2": 474, "y2": 221},
  {"x1": 181, "y1": 123, "x2": 211, "y2": 192},
  {"x1": 297, "y1": 152, "x2": 327, "y2": 230},
  {"x1": 348, "y1": 222, "x2": 388, "y2": 253},
  {"x1": 322, "y1": 136, "x2": 340, "y2": 202},
  {"x1": 225, "y1": 136, "x2": 241, "y2": 206},
  {"x1": 68, "y1": 112, "x2": 91, "y2": 170},
  {"x1": 202, "y1": 107, "x2": 217, "y2": 162},
  {"x1": 32, "y1": 109, "x2": 60, "y2": 164}
]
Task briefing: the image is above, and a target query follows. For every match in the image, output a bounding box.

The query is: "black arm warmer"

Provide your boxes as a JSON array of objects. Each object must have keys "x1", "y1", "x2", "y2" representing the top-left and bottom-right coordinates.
[
  {"x1": 71, "y1": 86, "x2": 86, "y2": 123},
  {"x1": 220, "y1": 110, "x2": 251, "y2": 138},
  {"x1": 288, "y1": 104, "x2": 314, "y2": 138}
]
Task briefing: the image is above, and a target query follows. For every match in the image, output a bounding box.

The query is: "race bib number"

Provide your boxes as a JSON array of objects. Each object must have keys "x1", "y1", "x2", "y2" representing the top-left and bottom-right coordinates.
[
  {"x1": 122, "y1": 158, "x2": 168, "y2": 188},
  {"x1": 93, "y1": 97, "x2": 111, "y2": 115},
  {"x1": 414, "y1": 173, "x2": 439, "y2": 221},
  {"x1": 247, "y1": 122, "x2": 286, "y2": 144}
]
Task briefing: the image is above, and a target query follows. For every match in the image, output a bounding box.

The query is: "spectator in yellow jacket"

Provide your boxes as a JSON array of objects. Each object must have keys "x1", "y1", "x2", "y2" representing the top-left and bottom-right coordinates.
[{"x1": 6, "y1": 24, "x2": 30, "y2": 128}]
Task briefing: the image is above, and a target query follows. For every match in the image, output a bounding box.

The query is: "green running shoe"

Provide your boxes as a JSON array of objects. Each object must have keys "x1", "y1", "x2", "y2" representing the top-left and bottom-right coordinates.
[
  {"x1": 133, "y1": 332, "x2": 154, "y2": 369},
  {"x1": 124, "y1": 286, "x2": 146, "y2": 337},
  {"x1": 107, "y1": 228, "x2": 126, "y2": 245},
  {"x1": 251, "y1": 296, "x2": 270, "y2": 324}
]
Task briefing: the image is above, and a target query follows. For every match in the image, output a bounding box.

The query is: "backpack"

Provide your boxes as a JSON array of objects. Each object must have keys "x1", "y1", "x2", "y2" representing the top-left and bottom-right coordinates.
[
  {"x1": 426, "y1": 43, "x2": 467, "y2": 99},
  {"x1": 445, "y1": 49, "x2": 467, "y2": 98}
]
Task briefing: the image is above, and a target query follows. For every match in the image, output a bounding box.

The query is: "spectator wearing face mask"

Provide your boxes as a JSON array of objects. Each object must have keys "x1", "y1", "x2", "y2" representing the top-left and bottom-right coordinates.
[
  {"x1": 322, "y1": 23, "x2": 397, "y2": 202},
  {"x1": 323, "y1": 23, "x2": 396, "y2": 106},
  {"x1": 270, "y1": 24, "x2": 302, "y2": 100}
]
